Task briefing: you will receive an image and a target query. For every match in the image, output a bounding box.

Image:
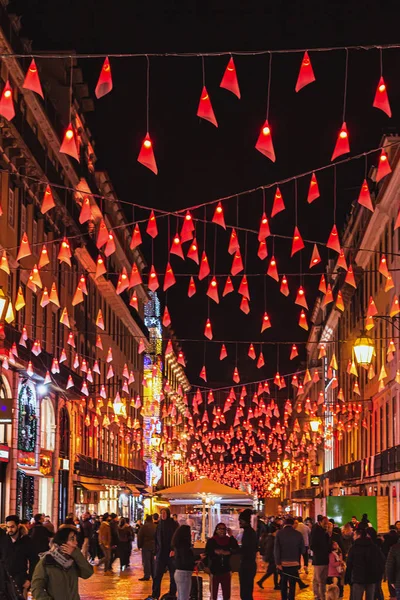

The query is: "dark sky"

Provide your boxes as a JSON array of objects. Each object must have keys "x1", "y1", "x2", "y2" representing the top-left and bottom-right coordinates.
[{"x1": 10, "y1": 0, "x2": 400, "y2": 387}]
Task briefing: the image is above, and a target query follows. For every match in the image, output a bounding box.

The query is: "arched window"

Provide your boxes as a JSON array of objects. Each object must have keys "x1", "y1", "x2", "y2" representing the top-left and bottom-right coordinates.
[{"x1": 40, "y1": 397, "x2": 55, "y2": 451}]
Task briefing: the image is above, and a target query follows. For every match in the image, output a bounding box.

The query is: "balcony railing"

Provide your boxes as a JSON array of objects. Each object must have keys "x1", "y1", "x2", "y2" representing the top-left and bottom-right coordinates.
[
  {"x1": 74, "y1": 454, "x2": 146, "y2": 487},
  {"x1": 291, "y1": 487, "x2": 317, "y2": 500},
  {"x1": 323, "y1": 445, "x2": 400, "y2": 484}
]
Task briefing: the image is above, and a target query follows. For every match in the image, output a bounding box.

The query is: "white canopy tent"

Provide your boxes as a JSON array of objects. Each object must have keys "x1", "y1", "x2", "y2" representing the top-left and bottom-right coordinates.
[{"x1": 160, "y1": 478, "x2": 253, "y2": 542}]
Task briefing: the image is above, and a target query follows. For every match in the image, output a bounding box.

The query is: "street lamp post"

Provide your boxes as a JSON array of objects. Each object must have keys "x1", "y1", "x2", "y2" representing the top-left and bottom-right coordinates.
[{"x1": 353, "y1": 331, "x2": 375, "y2": 367}]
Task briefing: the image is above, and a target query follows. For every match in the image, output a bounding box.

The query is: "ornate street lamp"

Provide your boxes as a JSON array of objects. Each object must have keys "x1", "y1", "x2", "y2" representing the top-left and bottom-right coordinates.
[
  {"x1": 310, "y1": 418, "x2": 321, "y2": 433},
  {"x1": 353, "y1": 331, "x2": 375, "y2": 367}
]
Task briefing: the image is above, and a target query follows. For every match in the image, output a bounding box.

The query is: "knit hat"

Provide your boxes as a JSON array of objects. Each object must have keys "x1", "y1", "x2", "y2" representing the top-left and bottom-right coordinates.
[{"x1": 240, "y1": 509, "x2": 253, "y2": 524}]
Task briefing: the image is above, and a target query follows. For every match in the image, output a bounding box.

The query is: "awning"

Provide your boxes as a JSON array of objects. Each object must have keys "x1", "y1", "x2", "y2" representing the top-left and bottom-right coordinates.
[
  {"x1": 76, "y1": 483, "x2": 105, "y2": 492},
  {"x1": 121, "y1": 485, "x2": 141, "y2": 496},
  {"x1": 18, "y1": 467, "x2": 44, "y2": 477}
]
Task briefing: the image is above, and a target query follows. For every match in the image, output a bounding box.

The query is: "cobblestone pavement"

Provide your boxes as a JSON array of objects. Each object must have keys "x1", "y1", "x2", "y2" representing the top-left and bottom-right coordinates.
[{"x1": 79, "y1": 547, "x2": 318, "y2": 600}]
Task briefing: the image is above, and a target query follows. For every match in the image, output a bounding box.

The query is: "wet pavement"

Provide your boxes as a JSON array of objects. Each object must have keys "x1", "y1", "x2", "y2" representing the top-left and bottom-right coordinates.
[{"x1": 79, "y1": 547, "x2": 318, "y2": 600}]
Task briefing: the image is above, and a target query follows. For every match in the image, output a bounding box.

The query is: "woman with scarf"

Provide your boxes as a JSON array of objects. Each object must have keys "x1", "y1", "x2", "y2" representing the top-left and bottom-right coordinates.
[
  {"x1": 31, "y1": 527, "x2": 93, "y2": 600},
  {"x1": 204, "y1": 523, "x2": 239, "y2": 600}
]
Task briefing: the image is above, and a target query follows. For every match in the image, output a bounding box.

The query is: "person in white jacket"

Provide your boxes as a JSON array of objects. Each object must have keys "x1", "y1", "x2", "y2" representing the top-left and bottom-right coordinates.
[{"x1": 295, "y1": 517, "x2": 310, "y2": 574}]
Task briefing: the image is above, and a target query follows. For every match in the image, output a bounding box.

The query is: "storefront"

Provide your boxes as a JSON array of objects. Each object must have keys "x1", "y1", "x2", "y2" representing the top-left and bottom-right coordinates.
[
  {"x1": 0, "y1": 373, "x2": 12, "y2": 522},
  {"x1": 58, "y1": 406, "x2": 70, "y2": 524},
  {"x1": 38, "y1": 396, "x2": 56, "y2": 520},
  {"x1": 16, "y1": 381, "x2": 38, "y2": 520}
]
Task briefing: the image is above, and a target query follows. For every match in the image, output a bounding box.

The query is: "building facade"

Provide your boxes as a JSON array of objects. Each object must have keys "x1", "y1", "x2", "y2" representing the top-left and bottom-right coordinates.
[
  {"x1": 291, "y1": 135, "x2": 400, "y2": 524},
  {"x1": 0, "y1": 5, "x2": 147, "y2": 524}
]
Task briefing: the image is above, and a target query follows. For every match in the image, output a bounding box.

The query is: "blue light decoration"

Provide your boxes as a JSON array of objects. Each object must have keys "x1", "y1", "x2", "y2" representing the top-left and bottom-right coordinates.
[{"x1": 142, "y1": 291, "x2": 163, "y2": 486}]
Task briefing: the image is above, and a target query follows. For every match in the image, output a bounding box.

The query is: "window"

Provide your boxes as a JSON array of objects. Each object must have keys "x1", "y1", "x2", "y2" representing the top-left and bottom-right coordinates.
[
  {"x1": 51, "y1": 313, "x2": 56, "y2": 353},
  {"x1": 17, "y1": 283, "x2": 26, "y2": 331},
  {"x1": 40, "y1": 397, "x2": 55, "y2": 451},
  {"x1": 393, "y1": 396, "x2": 397, "y2": 446},
  {"x1": 32, "y1": 220, "x2": 38, "y2": 249},
  {"x1": 7, "y1": 187, "x2": 15, "y2": 228},
  {"x1": 20, "y1": 202, "x2": 27, "y2": 238}
]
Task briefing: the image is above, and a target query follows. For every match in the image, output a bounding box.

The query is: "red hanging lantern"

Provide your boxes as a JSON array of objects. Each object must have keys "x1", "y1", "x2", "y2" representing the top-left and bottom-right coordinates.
[
  {"x1": 255, "y1": 120, "x2": 276, "y2": 162},
  {"x1": 23, "y1": 59, "x2": 44, "y2": 98},
  {"x1": 291, "y1": 226, "x2": 305, "y2": 257},
  {"x1": 220, "y1": 57, "x2": 241, "y2": 98},
  {"x1": 188, "y1": 276, "x2": 197, "y2": 298},
  {"x1": 223, "y1": 276, "x2": 234, "y2": 296},
  {"x1": 295, "y1": 286, "x2": 308, "y2": 309},
  {"x1": 212, "y1": 202, "x2": 226, "y2": 229},
  {"x1": 199, "y1": 251, "x2": 211, "y2": 280},
  {"x1": 95, "y1": 57, "x2": 113, "y2": 99},
  {"x1": 280, "y1": 275, "x2": 289, "y2": 296},
  {"x1": 258, "y1": 240, "x2": 268, "y2": 260},
  {"x1": 319, "y1": 274, "x2": 327, "y2": 294},
  {"x1": 258, "y1": 212, "x2": 271, "y2": 241},
  {"x1": 248, "y1": 344, "x2": 256, "y2": 360},
  {"x1": 204, "y1": 318, "x2": 213, "y2": 340},
  {"x1": 130, "y1": 224, "x2": 143, "y2": 249},
  {"x1": 295, "y1": 51, "x2": 316, "y2": 92},
  {"x1": 41, "y1": 185, "x2": 56, "y2": 214},
  {"x1": 197, "y1": 86, "x2": 218, "y2": 127},
  {"x1": 358, "y1": 179, "x2": 374, "y2": 212},
  {"x1": 298, "y1": 310, "x2": 309, "y2": 330},
  {"x1": 238, "y1": 275, "x2": 250, "y2": 300},
  {"x1": 170, "y1": 233, "x2": 184, "y2": 259},
  {"x1": 307, "y1": 172, "x2": 320, "y2": 203},
  {"x1": 60, "y1": 122, "x2": 79, "y2": 161},
  {"x1": 240, "y1": 296, "x2": 250, "y2": 314},
  {"x1": 309, "y1": 244, "x2": 321, "y2": 268},
  {"x1": 376, "y1": 149, "x2": 391, "y2": 182},
  {"x1": 180, "y1": 211, "x2": 195, "y2": 243},
  {"x1": 373, "y1": 76, "x2": 391, "y2": 117},
  {"x1": 220, "y1": 344, "x2": 228, "y2": 360},
  {"x1": 207, "y1": 277, "x2": 219, "y2": 303},
  {"x1": 0, "y1": 80, "x2": 15, "y2": 121},
  {"x1": 228, "y1": 229, "x2": 239, "y2": 255},
  {"x1": 163, "y1": 262, "x2": 176, "y2": 291},
  {"x1": 331, "y1": 122, "x2": 350, "y2": 161},
  {"x1": 261, "y1": 312, "x2": 271, "y2": 332},
  {"x1": 187, "y1": 238, "x2": 199, "y2": 264},
  {"x1": 345, "y1": 265, "x2": 357, "y2": 288},
  {"x1": 267, "y1": 255, "x2": 279, "y2": 281},
  {"x1": 148, "y1": 265, "x2": 159, "y2": 291},
  {"x1": 79, "y1": 196, "x2": 92, "y2": 224},
  {"x1": 96, "y1": 219, "x2": 109, "y2": 249},
  {"x1": 257, "y1": 352, "x2": 265, "y2": 369},
  {"x1": 129, "y1": 263, "x2": 142, "y2": 287},
  {"x1": 199, "y1": 366, "x2": 207, "y2": 382},
  {"x1": 231, "y1": 251, "x2": 244, "y2": 276},
  {"x1": 138, "y1": 133, "x2": 158, "y2": 174},
  {"x1": 290, "y1": 344, "x2": 299, "y2": 360},
  {"x1": 146, "y1": 210, "x2": 158, "y2": 238},
  {"x1": 271, "y1": 187, "x2": 285, "y2": 217},
  {"x1": 326, "y1": 224, "x2": 341, "y2": 253}
]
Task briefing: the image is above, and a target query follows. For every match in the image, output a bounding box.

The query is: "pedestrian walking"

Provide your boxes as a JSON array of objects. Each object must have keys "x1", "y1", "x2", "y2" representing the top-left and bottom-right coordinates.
[
  {"x1": 386, "y1": 534, "x2": 400, "y2": 600},
  {"x1": 80, "y1": 512, "x2": 93, "y2": 560},
  {"x1": 137, "y1": 514, "x2": 156, "y2": 581},
  {"x1": 257, "y1": 524, "x2": 280, "y2": 590},
  {"x1": 274, "y1": 517, "x2": 305, "y2": 600},
  {"x1": 310, "y1": 516, "x2": 330, "y2": 600},
  {"x1": 29, "y1": 513, "x2": 54, "y2": 559},
  {"x1": 98, "y1": 513, "x2": 113, "y2": 575},
  {"x1": 117, "y1": 518, "x2": 133, "y2": 572},
  {"x1": 171, "y1": 525, "x2": 195, "y2": 600},
  {"x1": 31, "y1": 526, "x2": 93, "y2": 600},
  {"x1": 238, "y1": 509, "x2": 258, "y2": 600},
  {"x1": 345, "y1": 527, "x2": 385, "y2": 600},
  {"x1": 109, "y1": 513, "x2": 119, "y2": 567},
  {"x1": 327, "y1": 541, "x2": 345, "y2": 597},
  {"x1": 0, "y1": 515, "x2": 37, "y2": 599},
  {"x1": 295, "y1": 517, "x2": 310, "y2": 574},
  {"x1": 148, "y1": 507, "x2": 179, "y2": 600},
  {"x1": 204, "y1": 522, "x2": 239, "y2": 600}
]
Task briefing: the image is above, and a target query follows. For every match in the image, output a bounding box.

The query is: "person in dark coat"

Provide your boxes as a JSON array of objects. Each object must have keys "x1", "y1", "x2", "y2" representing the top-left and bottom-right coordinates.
[
  {"x1": 149, "y1": 507, "x2": 179, "y2": 600},
  {"x1": 29, "y1": 513, "x2": 53, "y2": 559},
  {"x1": 117, "y1": 518, "x2": 133, "y2": 572},
  {"x1": 341, "y1": 523, "x2": 354, "y2": 560},
  {"x1": 204, "y1": 522, "x2": 239, "y2": 600},
  {"x1": 171, "y1": 525, "x2": 195, "y2": 600},
  {"x1": 257, "y1": 524, "x2": 280, "y2": 590},
  {"x1": 383, "y1": 527, "x2": 399, "y2": 599},
  {"x1": 238, "y1": 509, "x2": 258, "y2": 600},
  {"x1": 0, "y1": 515, "x2": 38, "y2": 596},
  {"x1": 137, "y1": 514, "x2": 157, "y2": 581},
  {"x1": 310, "y1": 516, "x2": 330, "y2": 600},
  {"x1": 345, "y1": 528, "x2": 385, "y2": 600},
  {"x1": 274, "y1": 517, "x2": 306, "y2": 600},
  {"x1": 80, "y1": 512, "x2": 93, "y2": 560},
  {"x1": 386, "y1": 535, "x2": 400, "y2": 598}
]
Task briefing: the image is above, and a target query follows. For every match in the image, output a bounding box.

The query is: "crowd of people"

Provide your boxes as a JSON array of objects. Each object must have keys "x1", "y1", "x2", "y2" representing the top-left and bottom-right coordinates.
[{"x1": 2, "y1": 508, "x2": 400, "y2": 600}]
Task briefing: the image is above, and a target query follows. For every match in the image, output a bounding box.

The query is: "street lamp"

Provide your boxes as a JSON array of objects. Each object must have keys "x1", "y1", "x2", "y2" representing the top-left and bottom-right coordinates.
[
  {"x1": 282, "y1": 458, "x2": 290, "y2": 469},
  {"x1": 310, "y1": 418, "x2": 321, "y2": 433},
  {"x1": 353, "y1": 331, "x2": 375, "y2": 367}
]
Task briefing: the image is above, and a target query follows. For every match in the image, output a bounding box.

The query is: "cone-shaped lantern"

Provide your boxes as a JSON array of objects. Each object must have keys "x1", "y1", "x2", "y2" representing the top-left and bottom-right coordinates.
[
  {"x1": 345, "y1": 265, "x2": 357, "y2": 288},
  {"x1": 295, "y1": 51, "x2": 316, "y2": 92},
  {"x1": 358, "y1": 179, "x2": 374, "y2": 212},
  {"x1": 378, "y1": 255, "x2": 389, "y2": 279},
  {"x1": 295, "y1": 286, "x2": 308, "y2": 309},
  {"x1": 146, "y1": 210, "x2": 158, "y2": 238},
  {"x1": 307, "y1": 172, "x2": 320, "y2": 203},
  {"x1": 271, "y1": 187, "x2": 285, "y2": 217},
  {"x1": 38, "y1": 244, "x2": 50, "y2": 268},
  {"x1": 16, "y1": 232, "x2": 31, "y2": 262},
  {"x1": 290, "y1": 344, "x2": 299, "y2": 360},
  {"x1": 204, "y1": 318, "x2": 213, "y2": 340},
  {"x1": 197, "y1": 86, "x2": 218, "y2": 127},
  {"x1": 255, "y1": 120, "x2": 276, "y2": 162},
  {"x1": 207, "y1": 276, "x2": 219, "y2": 303},
  {"x1": 220, "y1": 344, "x2": 228, "y2": 360},
  {"x1": 148, "y1": 265, "x2": 159, "y2": 291},
  {"x1": 41, "y1": 185, "x2": 56, "y2": 214},
  {"x1": 170, "y1": 233, "x2": 184, "y2": 259},
  {"x1": 326, "y1": 224, "x2": 341, "y2": 253},
  {"x1": 376, "y1": 149, "x2": 391, "y2": 182},
  {"x1": 95, "y1": 255, "x2": 107, "y2": 279},
  {"x1": 138, "y1": 133, "x2": 158, "y2": 174},
  {"x1": 96, "y1": 219, "x2": 109, "y2": 249},
  {"x1": 291, "y1": 226, "x2": 305, "y2": 256},
  {"x1": 199, "y1": 251, "x2": 211, "y2": 280},
  {"x1": 261, "y1": 312, "x2": 271, "y2": 332},
  {"x1": 212, "y1": 202, "x2": 226, "y2": 229},
  {"x1": 280, "y1": 275, "x2": 289, "y2": 296},
  {"x1": 258, "y1": 240, "x2": 268, "y2": 260},
  {"x1": 309, "y1": 244, "x2": 321, "y2": 268},
  {"x1": 188, "y1": 276, "x2": 196, "y2": 298},
  {"x1": 220, "y1": 57, "x2": 241, "y2": 98},
  {"x1": 95, "y1": 57, "x2": 113, "y2": 99},
  {"x1": 223, "y1": 276, "x2": 234, "y2": 297},
  {"x1": 163, "y1": 262, "x2": 176, "y2": 291},
  {"x1": 373, "y1": 77, "x2": 391, "y2": 117},
  {"x1": 23, "y1": 59, "x2": 44, "y2": 98},
  {"x1": 298, "y1": 310, "x2": 309, "y2": 330},
  {"x1": 180, "y1": 211, "x2": 194, "y2": 243},
  {"x1": 267, "y1": 256, "x2": 279, "y2": 281},
  {"x1": 331, "y1": 122, "x2": 350, "y2": 161},
  {"x1": 228, "y1": 229, "x2": 239, "y2": 255},
  {"x1": 60, "y1": 122, "x2": 79, "y2": 161},
  {"x1": 0, "y1": 80, "x2": 15, "y2": 121},
  {"x1": 258, "y1": 212, "x2": 271, "y2": 242},
  {"x1": 130, "y1": 223, "x2": 142, "y2": 249},
  {"x1": 248, "y1": 343, "x2": 256, "y2": 360},
  {"x1": 231, "y1": 251, "x2": 244, "y2": 276}
]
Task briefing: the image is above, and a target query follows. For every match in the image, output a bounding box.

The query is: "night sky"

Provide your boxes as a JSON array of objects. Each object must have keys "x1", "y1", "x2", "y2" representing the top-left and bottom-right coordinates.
[{"x1": 10, "y1": 0, "x2": 400, "y2": 387}]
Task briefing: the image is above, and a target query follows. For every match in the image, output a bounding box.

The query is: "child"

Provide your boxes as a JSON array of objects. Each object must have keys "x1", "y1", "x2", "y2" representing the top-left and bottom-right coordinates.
[{"x1": 327, "y1": 541, "x2": 344, "y2": 598}]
